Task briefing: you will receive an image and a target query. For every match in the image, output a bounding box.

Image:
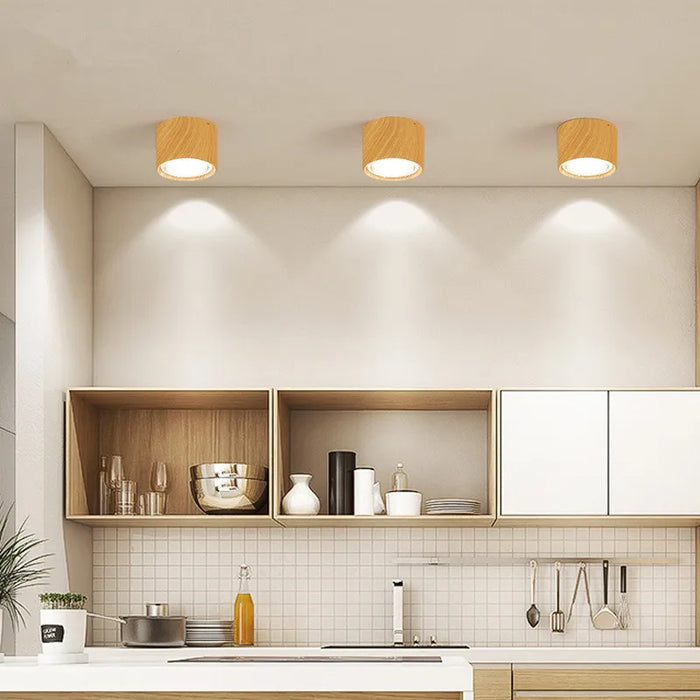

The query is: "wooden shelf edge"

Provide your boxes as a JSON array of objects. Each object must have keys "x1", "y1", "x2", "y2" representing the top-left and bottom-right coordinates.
[
  {"x1": 494, "y1": 515, "x2": 700, "y2": 528},
  {"x1": 68, "y1": 512, "x2": 700, "y2": 529},
  {"x1": 66, "y1": 515, "x2": 281, "y2": 528},
  {"x1": 276, "y1": 514, "x2": 496, "y2": 528},
  {"x1": 275, "y1": 388, "x2": 495, "y2": 411}
]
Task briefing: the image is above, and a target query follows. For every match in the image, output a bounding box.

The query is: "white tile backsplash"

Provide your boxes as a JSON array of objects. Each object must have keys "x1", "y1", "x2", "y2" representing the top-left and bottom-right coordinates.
[{"x1": 91, "y1": 527, "x2": 695, "y2": 647}]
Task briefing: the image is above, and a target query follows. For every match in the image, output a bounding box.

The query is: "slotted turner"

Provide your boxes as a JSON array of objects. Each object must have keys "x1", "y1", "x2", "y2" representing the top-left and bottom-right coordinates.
[{"x1": 550, "y1": 561, "x2": 565, "y2": 633}]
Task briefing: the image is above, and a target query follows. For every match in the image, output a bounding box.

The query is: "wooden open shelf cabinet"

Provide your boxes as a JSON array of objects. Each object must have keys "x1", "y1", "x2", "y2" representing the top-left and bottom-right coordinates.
[
  {"x1": 65, "y1": 388, "x2": 278, "y2": 527},
  {"x1": 273, "y1": 388, "x2": 497, "y2": 527}
]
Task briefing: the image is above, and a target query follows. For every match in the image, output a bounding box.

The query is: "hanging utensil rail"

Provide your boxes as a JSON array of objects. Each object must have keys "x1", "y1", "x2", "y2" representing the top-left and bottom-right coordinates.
[{"x1": 393, "y1": 555, "x2": 679, "y2": 566}]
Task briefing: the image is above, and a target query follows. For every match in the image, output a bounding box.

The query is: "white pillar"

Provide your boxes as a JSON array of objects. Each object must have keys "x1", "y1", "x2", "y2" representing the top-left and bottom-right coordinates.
[{"x1": 15, "y1": 124, "x2": 93, "y2": 654}]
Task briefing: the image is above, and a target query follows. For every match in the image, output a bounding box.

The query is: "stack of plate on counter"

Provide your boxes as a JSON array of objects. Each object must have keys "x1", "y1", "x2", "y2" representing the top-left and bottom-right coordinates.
[
  {"x1": 425, "y1": 498, "x2": 481, "y2": 515},
  {"x1": 185, "y1": 619, "x2": 234, "y2": 647}
]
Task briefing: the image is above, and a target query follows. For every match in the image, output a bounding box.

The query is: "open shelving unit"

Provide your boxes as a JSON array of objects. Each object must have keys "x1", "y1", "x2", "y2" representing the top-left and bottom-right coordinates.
[
  {"x1": 65, "y1": 388, "x2": 278, "y2": 527},
  {"x1": 273, "y1": 388, "x2": 497, "y2": 527}
]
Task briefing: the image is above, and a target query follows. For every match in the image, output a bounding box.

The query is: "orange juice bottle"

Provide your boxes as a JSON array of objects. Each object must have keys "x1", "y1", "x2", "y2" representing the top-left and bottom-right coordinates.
[{"x1": 234, "y1": 565, "x2": 254, "y2": 646}]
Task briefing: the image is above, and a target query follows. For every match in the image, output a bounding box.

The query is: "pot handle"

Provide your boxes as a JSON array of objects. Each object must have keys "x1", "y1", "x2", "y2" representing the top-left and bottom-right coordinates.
[{"x1": 87, "y1": 611, "x2": 126, "y2": 625}]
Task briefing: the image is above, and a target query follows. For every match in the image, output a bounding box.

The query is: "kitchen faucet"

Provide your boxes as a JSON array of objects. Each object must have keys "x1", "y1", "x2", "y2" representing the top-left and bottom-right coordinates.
[{"x1": 392, "y1": 579, "x2": 404, "y2": 646}]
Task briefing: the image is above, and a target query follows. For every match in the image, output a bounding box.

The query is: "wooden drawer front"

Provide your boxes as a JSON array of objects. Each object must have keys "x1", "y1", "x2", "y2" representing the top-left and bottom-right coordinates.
[
  {"x1": 514, "y1": 669, "x2": 700, "y2": 692},
  {"x1": 474, "y1": 668, "x2": 513, "y2": 700},
  {"x1": 515, "y1": 695, "x2": 700, "y2": 699}
]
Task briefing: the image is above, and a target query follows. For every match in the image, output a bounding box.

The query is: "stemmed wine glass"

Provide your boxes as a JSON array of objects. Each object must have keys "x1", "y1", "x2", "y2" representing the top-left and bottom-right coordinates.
[
  {"x1": 149, "y1": 461, "x2": 169, "y2": 514},
  {"x1": 150, "y1": 461, "x2": 169, "y2": 493}
]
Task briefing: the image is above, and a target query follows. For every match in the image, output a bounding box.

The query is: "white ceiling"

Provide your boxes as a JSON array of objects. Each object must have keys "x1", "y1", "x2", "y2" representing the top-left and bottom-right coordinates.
[{"x1": 3, "y1": 0, "x2": 700, "y2": 186}]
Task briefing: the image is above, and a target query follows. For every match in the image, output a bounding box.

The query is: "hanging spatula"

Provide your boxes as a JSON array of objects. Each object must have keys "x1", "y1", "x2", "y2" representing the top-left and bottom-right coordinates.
[
  {"x1": 592, "y1": 559, "x2": 619, "y2": 630},
  {"x1": 550, "y1": 561, "x2": 565, "y2": 633}
]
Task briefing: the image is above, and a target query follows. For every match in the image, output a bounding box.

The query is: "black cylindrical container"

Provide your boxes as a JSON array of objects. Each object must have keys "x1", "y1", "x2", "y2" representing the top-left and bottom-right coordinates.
[{"x1": 328, "y1": 450, "x2": 356, "y2": 515}]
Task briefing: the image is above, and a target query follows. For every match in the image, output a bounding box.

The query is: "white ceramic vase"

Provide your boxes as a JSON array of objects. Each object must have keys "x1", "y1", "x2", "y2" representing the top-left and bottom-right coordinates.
[{"x1": 282, "y1": 474, "x2": 321, "y2": 515}]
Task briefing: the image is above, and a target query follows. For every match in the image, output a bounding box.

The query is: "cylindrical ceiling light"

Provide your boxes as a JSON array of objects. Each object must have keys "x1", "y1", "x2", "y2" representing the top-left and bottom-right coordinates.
[
  {"x1": 156, "y1": 116, "x2": 218, "y2": 180},
  {"x1": 557, "y1": 117, "x2": 617, "y2": 179},
  {"x1": 362, "y1": 116, "x2": 424, "y2": 180}
]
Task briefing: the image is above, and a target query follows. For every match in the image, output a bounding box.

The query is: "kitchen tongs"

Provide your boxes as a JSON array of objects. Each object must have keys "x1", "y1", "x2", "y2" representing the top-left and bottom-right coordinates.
[{"x1": 567, "y1": 561, "x2": 594, "y2": 622}]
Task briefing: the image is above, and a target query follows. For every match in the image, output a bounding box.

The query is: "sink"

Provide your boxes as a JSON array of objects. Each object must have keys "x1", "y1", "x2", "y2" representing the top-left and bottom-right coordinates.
[
  {"x1": 170, "y1": 655, "x2": 443, "y2": 663},
  {"x1": 322, "y1": 645, "x2": 469, "y2": 649}
]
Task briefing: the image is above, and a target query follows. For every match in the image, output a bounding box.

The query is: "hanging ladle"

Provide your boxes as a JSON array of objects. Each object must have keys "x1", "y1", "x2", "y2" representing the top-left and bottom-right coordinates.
[{"x1": 526, "y1": 559, "x2": 540, "y2": 628}]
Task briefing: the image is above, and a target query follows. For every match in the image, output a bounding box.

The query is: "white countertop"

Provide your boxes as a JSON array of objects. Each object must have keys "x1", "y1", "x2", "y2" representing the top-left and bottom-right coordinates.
[
  {"x1": 0, "y1": 647, "x2": 472, "y2": 693},
  {"x1": 4, "y1": 646, "x2": 700, "y2": 693}
]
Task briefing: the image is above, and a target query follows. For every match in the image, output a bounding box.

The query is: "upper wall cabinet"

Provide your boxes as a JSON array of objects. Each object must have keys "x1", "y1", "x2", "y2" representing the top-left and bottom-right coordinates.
[
  {"x1": 500, "y1": 390, "x2": 608, "y2": 516},
  {"x1": 65, "y1": 388, "x2": 278, "y2": 527},
  {"x1": 609, "y1": 390, "x2": 700, "y2": 515},
  {"x1": 274, "y1": 389, "x2": 497, "y2": 527}
]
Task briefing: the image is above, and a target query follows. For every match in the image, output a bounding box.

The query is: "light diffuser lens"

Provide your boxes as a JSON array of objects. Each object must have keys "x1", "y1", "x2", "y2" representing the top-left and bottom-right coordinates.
[
  {"x1": 560, "y1": 157, "x2": 614, "y2": 178},
  {"x1": 158, "y1": 158, "x2": 215, "y2": 179},
  {"x1": 365, "y1": 157, "x2": 421, "y2": 180}
]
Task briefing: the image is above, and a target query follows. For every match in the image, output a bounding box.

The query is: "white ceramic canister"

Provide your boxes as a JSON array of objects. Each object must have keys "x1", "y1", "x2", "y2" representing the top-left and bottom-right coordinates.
[
  {"x1": 353, "y1": 467, "x2": 375, "y2": 515},
  {"x1": 282, "y1": 474, "x2": 321, "y2": 515},
  {"x1": 40, "y1": 609, "x2": 87, "y2": 655}
]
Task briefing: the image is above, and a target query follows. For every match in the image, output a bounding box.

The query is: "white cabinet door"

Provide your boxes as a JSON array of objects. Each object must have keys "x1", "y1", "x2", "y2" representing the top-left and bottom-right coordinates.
[
  {"x1": 500, "y1": 391, "x2": 608, "y2": 515},
  {"x1": 609, "y1": 391, "x2": 700, "y2": 515}
]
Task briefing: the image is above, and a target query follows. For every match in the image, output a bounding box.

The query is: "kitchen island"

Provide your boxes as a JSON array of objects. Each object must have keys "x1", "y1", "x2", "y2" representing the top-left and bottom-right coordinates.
[{"x1": 0, "y1": 648, "x2": 472, "y2": 694}]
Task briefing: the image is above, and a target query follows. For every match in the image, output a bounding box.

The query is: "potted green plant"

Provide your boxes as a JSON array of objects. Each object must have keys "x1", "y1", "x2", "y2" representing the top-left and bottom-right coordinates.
[
  {"x1": 38, "y1": 593, "x2": 89, "y2": 660},
  {"x1": 0, "y1": 504, "x2": 51, "y2": 656}
]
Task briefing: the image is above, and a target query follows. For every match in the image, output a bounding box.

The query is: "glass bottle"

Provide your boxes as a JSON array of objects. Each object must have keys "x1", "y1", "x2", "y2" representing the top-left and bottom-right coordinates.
[
  {"x1": 391, "y1": 462, "x2": 408, "y2": 491},
  {"x1": 234, "y1": 565, "x2": 254, "y2": 646},
  {"x1": 98, "y1": 456, "x2": 111, "y2": 515}
]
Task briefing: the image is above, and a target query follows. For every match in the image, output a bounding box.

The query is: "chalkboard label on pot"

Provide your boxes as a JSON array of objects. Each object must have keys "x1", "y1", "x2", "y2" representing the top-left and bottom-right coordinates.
[{"x1": 41, "y1": 625, "x2": 65, "y2": 643}]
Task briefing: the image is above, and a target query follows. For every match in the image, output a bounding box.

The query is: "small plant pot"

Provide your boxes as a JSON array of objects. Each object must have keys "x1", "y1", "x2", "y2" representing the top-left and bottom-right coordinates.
[{"x1": 40, "y1": 609, "x2": 87, "y2": 655}]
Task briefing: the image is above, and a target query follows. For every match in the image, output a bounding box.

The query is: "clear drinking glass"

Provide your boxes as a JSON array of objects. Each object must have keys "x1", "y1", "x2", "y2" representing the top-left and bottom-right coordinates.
[
  {"x1": 143, "y1": 491, "x2": 166, "y2": 515},
  {"x1": 150, "y1": 461, "x2": 169, "y2": 493},
  {"x1": 108, "y1": 455, "x2": 124, "y2": 489},
  {"x1": 115, "y1": 480, "x2": 136, "y2": 515}
]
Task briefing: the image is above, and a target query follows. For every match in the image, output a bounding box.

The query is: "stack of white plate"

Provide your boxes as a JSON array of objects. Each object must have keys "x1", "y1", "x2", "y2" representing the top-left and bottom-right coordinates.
[
  {"x1": 185, "y1": 619, "x2": 233, "y2": 647},
  {"x1": 425, "y1": 498, "x2": 481, "y2": 515}
]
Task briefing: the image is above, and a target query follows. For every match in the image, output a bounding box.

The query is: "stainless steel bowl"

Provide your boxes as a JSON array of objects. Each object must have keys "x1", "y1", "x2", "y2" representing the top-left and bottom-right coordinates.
[
  {"x1": 189, "y1": 462, "x2": 269, "y2": 481},
  {"x1": 190, "y1": 476, "x2": 268, "y2": 514}
]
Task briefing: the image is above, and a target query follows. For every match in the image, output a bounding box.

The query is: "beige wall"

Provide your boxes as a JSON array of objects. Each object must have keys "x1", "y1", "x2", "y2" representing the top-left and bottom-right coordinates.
[
  {"x1": 94, "y1": 187, "x2": 695, "y2": 388},
  {"x1": 0, "y1": 122, "x2": 14, "y2": 321},
  {"x1": 15, "y1": 124, "x2": 93, "y2": 653}
]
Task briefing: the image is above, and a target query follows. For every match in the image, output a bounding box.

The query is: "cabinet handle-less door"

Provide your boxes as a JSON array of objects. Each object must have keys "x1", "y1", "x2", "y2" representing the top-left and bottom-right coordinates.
[
  {"x1": 500, "y1": 391, "x2": 608, "y2": 516},
  {"x1": 609, "y1": 390, "x2": 700, "y2": 515}
]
